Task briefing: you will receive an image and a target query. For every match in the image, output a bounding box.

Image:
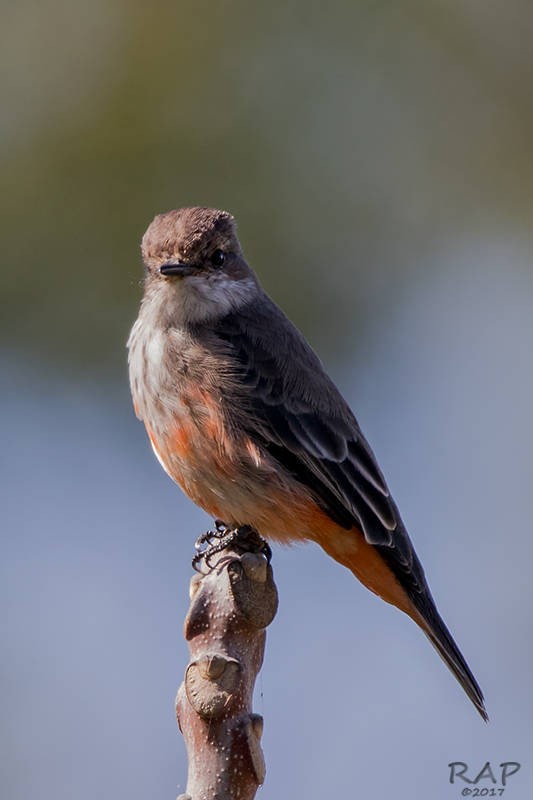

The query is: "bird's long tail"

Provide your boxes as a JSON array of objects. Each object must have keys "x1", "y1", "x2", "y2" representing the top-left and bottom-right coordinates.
[
  {"x1": 415, "y1": 601, "x2": 488, "y2": 721},
  {"x1": 317, "y1": 527, "x2": 488, "y2": 720}
]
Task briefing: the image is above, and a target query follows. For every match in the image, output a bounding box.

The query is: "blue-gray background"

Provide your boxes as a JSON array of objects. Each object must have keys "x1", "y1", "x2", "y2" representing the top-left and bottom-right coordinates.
[{"x1": 2, "y1": 2, "x2": 532, "y2": 798}]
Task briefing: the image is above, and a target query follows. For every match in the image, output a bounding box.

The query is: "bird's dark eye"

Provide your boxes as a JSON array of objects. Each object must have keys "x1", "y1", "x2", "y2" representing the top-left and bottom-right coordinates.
[{"x1": 210, "y1": 249, "x2": 226, "y2": 267}]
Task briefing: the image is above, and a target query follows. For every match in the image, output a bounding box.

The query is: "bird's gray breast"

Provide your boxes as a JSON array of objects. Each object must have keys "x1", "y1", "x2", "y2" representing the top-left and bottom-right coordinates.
[{"x1": 128, "y1": 313, "x2": 192, "y2": 426}]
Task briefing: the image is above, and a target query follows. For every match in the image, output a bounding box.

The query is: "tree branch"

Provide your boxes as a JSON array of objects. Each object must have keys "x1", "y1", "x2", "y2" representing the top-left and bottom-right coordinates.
[{"x1": 176, "y1": 533, "x2": 278, "y2": 800}]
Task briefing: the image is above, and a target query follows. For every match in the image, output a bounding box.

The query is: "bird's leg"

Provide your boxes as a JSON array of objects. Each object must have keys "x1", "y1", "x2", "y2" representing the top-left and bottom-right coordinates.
[{"x1": 192, "y1": 520, "x2": 272, "y2": 573}]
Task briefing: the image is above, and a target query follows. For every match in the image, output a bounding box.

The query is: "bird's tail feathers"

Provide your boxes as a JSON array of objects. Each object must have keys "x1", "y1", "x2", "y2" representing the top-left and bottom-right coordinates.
[{"x1": 416, "y1": 603, "x2": 488, "y2": 722}]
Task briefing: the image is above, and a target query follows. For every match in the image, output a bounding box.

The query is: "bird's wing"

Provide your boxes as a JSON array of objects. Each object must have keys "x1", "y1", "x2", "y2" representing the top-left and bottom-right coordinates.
[
  {"x1": 213, "y1": 296, "x2": 424, "y2": 593},
  {"x1": 214, "y1": 297, "x2": 489, "y2": 722}
]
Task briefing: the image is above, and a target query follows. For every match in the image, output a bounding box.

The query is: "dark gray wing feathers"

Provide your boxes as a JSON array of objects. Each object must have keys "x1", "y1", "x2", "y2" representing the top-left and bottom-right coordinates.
[
  {"x1": 211, "y1": 295, "x2": 488, "y2": 721},
  {"x1": 214, "y1": 297, "x2": 397, "y2": 542},
  {"x1": 212, "y1": 295, "x2": 432, "y2": 605}
]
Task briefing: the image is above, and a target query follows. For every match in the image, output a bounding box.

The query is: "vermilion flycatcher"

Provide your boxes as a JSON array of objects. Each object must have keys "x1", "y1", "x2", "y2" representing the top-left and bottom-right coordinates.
[{"x1": 128, "y1": 206, "x2": 487, "y2": 720}]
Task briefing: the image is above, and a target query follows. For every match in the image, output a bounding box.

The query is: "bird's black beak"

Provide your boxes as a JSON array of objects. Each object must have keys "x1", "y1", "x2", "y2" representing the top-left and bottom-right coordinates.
[{"x1": 159, "y1": 261, "x2": 195, "y2": 277}]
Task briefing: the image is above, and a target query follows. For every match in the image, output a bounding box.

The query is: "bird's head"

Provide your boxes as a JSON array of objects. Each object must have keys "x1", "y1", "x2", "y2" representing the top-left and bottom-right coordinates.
[{"x1": 140, "y1": 207, "x2": 259, "y2": 324}]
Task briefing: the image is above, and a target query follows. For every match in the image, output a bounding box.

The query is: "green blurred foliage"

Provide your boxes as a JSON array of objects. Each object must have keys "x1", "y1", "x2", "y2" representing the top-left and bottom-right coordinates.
[{"x1": 2, "y1": 0, "x2": 533, "y2": 373}]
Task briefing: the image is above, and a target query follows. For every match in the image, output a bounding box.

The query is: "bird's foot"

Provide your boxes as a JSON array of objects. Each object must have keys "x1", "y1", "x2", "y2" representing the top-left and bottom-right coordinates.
[{"x1": 192, "y1": 520, "x2": 272, "y2": 573}]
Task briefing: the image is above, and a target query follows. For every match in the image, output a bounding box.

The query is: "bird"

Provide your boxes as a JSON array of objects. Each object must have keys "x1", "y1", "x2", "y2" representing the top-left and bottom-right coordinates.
[{"x1": 128, "y1": 206, "x2": 487, "y2": 720}]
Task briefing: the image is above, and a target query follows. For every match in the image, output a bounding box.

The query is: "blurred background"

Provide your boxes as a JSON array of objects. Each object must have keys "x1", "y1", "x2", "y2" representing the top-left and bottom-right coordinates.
[{"x1": 2, "y1": 1, "x2": 533, "y2": 797}]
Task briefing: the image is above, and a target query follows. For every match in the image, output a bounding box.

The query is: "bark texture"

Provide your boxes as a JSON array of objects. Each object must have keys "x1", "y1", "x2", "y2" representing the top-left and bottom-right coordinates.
[{"x1": 176, "y1": 536, "x2": 278, "y2": 800}]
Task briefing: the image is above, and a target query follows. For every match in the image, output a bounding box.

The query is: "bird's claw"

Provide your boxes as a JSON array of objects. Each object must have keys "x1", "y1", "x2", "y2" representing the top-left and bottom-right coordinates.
[{"x1": 192, "y1": 520, "x2": 272, "y2": 573}]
